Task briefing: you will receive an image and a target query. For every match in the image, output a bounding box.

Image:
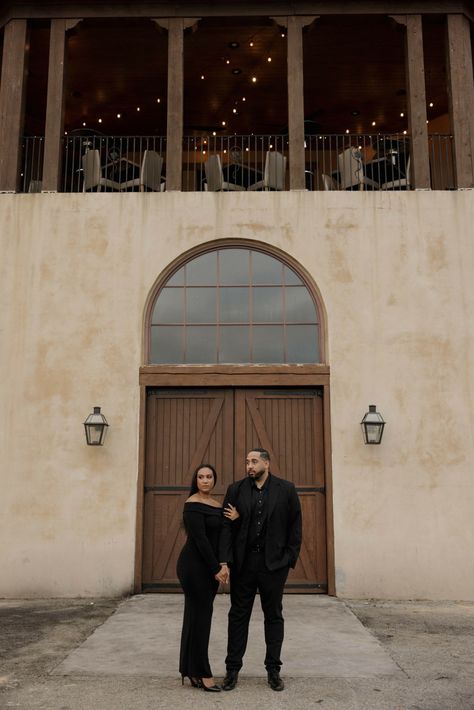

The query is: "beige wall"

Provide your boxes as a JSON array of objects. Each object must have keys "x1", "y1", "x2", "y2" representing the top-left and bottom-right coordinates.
[{"x1": 1, "y1": 191, "x2": 473, "y2": 599}]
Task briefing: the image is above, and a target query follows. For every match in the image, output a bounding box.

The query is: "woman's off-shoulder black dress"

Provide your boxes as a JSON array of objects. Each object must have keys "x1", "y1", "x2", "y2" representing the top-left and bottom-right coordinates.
[{"x1": 176, "y1": 502, "x2": 222, "y2": 680}]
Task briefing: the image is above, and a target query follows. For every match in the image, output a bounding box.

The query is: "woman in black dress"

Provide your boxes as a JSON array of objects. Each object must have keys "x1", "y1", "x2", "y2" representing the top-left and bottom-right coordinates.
[{"x1": 177, "y1": 464, "x2": 238, "y2": 692}]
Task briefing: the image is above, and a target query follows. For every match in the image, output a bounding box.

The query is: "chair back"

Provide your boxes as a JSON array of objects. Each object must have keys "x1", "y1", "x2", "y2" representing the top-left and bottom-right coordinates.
[
  {"x1": 82, "y1": 149, "x2": 101, "y2": 191},
  {"x1": 204, "y1": 155, "x2": 224, "y2": 191},
  {"x1": 28, "y1": 180, "x2": 42, "y2": 193},
  {"x1": 321, "y1": 174, "x2": 337, "y2": 191},
  {"x1": 264, "y1": 151, "x2": 287, "y2": 190},
  {"x1": 338, "y1": 147, "x2": 362, "y2": 189},
  {"x1": 404, "y1": 156, "x2": 411, "y2": 185},
  {"x1": 140, "y1": 150, "x2": 163, "y2": 191}
]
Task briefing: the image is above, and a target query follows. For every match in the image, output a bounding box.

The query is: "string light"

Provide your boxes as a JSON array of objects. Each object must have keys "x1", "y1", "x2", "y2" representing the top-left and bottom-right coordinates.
[
  {"x1": 212, "y1": 131, "x2": 216, "y2": 136},
  {"x1": 371, "y1": 121, "x2": 376, "y2": 126},
  {"x1": 156, "y1": 98, "x2": 161, "y2": 103},
  {"x1": 429, "y1": 102, "x2": 434, "y2": 107},
  {"x1": 400, "y1": 112, "x2": 404, "y2": 117},
  {"x1": 201, "y1": 74, "x2": 205, "y2": 80},
  {"x1": 345, "y1": 129, "x2": 350, "y2": 134},
  {"x1": 82, "y1": 121, "x2": 86, "y2": 126},
  {"x1": 222, "y1": 120, "x2": 226, "y2": 126},
  {"x1": 242, "y1": 97, "x2": 246, "y2": 101},
  {"x1": 267, "y1": 57, "x2": 272, "y2": 62},
  {"x1": 136, "y1": 107, "x2": 141, "y2": 112},
  {"x1": 252, "y1": 76, "x2": 257, "y2": 83},
  {"x1": 249, "y1": 41, "x2": 254, "y2": 47},
  {"x1": 117, "y1": 113, "x2": 121, "y2": 118},
  {"x1": 98, "y1": 118, "x2": 102, "y2": 123}
]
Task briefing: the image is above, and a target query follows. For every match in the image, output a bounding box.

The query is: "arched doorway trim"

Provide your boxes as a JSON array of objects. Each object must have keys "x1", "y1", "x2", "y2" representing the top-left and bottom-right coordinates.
[{"x1": 135, "y1": 239, "x2": 334, "y2": 597}]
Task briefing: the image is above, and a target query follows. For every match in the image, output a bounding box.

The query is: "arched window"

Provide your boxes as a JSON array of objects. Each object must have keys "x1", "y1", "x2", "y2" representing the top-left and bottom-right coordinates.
[{"x1": 148, "y1": 247, "x2": 321, "y2": 364}]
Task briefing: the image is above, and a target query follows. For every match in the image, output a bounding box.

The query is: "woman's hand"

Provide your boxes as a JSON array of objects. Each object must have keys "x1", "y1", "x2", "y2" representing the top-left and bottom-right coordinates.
[
  {"x1": 215, "y1": 564, "x2": 229, "y2": 584},
  {"x1": 223, "y1": 503, "x2": 240, "y2": 521}
]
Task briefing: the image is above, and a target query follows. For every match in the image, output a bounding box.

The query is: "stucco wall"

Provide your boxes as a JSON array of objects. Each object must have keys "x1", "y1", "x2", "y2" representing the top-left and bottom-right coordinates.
[{"x1": 1, "y1": 191, "x2": 473, "y2": 599}]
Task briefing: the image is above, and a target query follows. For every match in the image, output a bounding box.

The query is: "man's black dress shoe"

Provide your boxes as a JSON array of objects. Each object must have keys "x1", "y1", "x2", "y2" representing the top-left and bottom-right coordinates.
[
  {"x1": 222, "y1": 670, "x2": 239, "y2": 691},
  {"x1": 267, "y1": 670, "x2": 285, "y2": 691}
]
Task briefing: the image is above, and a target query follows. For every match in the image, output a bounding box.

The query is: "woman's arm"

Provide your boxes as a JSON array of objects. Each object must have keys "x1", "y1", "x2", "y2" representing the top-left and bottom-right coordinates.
[{"x1": 183, "y1": 510, "x2": 221, "y2": 575}]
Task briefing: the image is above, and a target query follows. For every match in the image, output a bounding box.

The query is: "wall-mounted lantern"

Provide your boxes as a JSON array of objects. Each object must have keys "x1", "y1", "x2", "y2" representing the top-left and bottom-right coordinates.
[
  {"x1": 84, "y1": 406, "x2": 109, "y2": 446},
  {"x1": 361, "y1": 404, "x2": 385, "y2": 445}
]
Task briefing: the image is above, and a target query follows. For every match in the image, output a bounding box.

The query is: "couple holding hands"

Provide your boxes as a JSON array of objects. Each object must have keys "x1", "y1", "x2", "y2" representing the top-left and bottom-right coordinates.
[{"x1": 177, "y1": 448, "x2": 302, "y2": 693}]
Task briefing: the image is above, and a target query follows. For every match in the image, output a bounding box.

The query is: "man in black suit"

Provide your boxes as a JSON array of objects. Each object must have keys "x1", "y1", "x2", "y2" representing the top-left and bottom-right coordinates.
[{"x1": 219, "y1": 448, "x2": 302, "y2": 692}]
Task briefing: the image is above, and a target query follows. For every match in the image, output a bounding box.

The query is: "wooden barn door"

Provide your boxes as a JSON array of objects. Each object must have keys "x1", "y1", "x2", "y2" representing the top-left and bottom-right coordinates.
[
  {"x1": 142, "y1": 389, "x2": 234, "y2": 590},
  {"x1": 142, "y1": 387, "x2": 327, "y2": 593},
  {"x1": 234, "y1": 389, "x2": 327, "y2": 592}
]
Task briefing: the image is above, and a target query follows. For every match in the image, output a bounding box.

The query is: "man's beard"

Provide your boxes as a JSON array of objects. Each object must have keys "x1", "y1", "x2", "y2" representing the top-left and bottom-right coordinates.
[{"x1": 248, "y1": 469, "x2": 266, "y2": 480}]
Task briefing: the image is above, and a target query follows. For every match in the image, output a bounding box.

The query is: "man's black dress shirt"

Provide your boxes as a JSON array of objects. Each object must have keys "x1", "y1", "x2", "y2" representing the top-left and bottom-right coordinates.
[{"x1": 247, "y1": 473, "x2": 271, "y2": 553}]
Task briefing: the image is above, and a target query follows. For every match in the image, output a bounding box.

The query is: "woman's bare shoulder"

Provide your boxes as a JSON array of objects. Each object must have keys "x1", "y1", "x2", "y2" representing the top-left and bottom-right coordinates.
[{"x1": 185, "y1": 494, "x2": 221, "y2": 508}]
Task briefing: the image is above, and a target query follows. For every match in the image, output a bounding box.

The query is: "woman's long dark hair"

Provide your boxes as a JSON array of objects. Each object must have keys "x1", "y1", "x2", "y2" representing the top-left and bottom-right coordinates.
[{"x1": 189, "y1": 463, "x2": 217, "y2": 495}]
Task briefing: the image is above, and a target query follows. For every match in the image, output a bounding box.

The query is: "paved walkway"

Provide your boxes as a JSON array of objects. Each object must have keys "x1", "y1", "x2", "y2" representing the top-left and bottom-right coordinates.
[
  {"x1": 2, "y1": 596, "x2": 474, "y2": 709},
  {"x1": 53, "y1": 594, "x2": 401, "y2": 678}
]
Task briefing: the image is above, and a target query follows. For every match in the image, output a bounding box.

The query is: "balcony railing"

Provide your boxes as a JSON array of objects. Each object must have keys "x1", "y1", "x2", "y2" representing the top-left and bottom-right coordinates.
[{"x1": 20, "y1": 133, "x2": 455, "y2": 193}]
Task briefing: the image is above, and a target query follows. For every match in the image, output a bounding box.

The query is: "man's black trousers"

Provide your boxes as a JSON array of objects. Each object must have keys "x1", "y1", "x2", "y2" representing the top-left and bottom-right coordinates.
[{"x1": 225, "y1": 550, "x2": 289, "y2": 672}]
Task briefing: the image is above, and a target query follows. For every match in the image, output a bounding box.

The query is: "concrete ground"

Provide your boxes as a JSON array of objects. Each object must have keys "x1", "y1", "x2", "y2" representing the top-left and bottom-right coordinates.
[{"x1": 0, "y1": 595, "x2": 473, "y2": 710}]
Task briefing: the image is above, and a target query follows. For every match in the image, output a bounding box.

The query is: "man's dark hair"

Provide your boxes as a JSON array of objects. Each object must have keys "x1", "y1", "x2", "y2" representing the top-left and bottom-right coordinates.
[{"x1": 250, "y1": 447, "x2": 270, "y2": 461}]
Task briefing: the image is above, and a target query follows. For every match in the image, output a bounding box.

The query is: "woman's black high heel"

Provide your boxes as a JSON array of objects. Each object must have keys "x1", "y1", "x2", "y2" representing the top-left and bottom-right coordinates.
[
  {"x1": 181, "y1": 675, "x2": 202, "y2": 688},
  {"x1": 200, "y1": 679, "x2": 221, "y2": 692}
]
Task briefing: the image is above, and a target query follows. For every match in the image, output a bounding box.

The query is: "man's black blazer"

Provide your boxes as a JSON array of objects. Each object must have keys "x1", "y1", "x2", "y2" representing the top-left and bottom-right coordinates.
[{"x1": 219, "y1": 474, "x2": 302, "y2": 573}]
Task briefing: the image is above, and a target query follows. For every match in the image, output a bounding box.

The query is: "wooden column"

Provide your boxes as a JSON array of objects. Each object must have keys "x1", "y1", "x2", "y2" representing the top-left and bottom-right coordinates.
[
  {"x1": 42, "y1": 19, "x2": 80, "y2": 192},
  {"x1": 165, "y1": 18, "x2": 184, "y2": 191},
  {"x1": 0, "y1": 20, "x2": 28, "y2": 192},
  {"x1": 391, "y1": 14, "x2": 430, "y2": 189},
  {"x1": 405, "y1": 16, "x2": 430, "y2": 189},
  {"x1": 287, "y1": 17, "x2": 306, "y2": 191},
  {"x1": 446, "y1": 13, "x2": 474, "y2": 188}
]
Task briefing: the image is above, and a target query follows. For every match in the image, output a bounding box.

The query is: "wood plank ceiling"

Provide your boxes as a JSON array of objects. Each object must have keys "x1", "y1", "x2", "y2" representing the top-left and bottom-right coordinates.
[{"x1": 20, "y1": 13, "x2": 451, "y2": 137}]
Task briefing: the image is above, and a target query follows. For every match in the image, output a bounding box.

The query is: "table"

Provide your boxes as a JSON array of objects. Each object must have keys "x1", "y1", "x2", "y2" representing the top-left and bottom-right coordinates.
[
  {"x1": 222, "y1": 163, "x2": 263, "y2": 189},
  {"x1": 364, "y1": 157, "x2": 406, "y2": 187},
  {"x1": 104, "y1": 156, "x2": 140, "y2": 186}
]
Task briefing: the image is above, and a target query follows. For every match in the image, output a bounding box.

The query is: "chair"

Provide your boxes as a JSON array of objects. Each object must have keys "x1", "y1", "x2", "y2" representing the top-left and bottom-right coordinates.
[
  {"x1": 321, "y1": 174, "x2": 338, "y2": 191},
  {"x1": 381, "y1": 156, "x2": 411, "y2": 190},
  {"x1": 338, "y1": 147, "x2": 379, "y2": 190},
  {"x1": 204, "y1": 155, "x2": 245, "y2": 191},
  {"x1": 120, "y1": 150, "x2": 165, "y2": 192},
  {"x1": 248, "y1": 151, "x2": 287, "y2": 191},
  {"x1": 28, "y1": 180, "x2": 42, "y2": 193},
  {"x1": 82, "y1": 150, "x2": 121, "y2": 192}
]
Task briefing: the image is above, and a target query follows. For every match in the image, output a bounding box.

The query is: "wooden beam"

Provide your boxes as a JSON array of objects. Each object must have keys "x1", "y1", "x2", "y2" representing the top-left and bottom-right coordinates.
[
  {"x1": 287, "y1": 16, "x2": 307, "y2": 191},
  {"x1": 42, "y1": 20, "x2": 80, "y2": 191},
  {"x1": 0, "y1": 19, "x2": 27, "y2": 192},
  {"x1": 2, "y1": 3, "x2": 473, "y2": 26},
  {"x1": 164, "y1": 18, "x2": 184, "y2": 191},
  {"x1": 405, "y1": 15, "x2": 431, "y2": 189},
  {"x1": 139, "y1": 364, "x2": 330, "y2": 387},
  {"x1": 446, "y1": 13, "x2": 474, "y2": 188}
]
